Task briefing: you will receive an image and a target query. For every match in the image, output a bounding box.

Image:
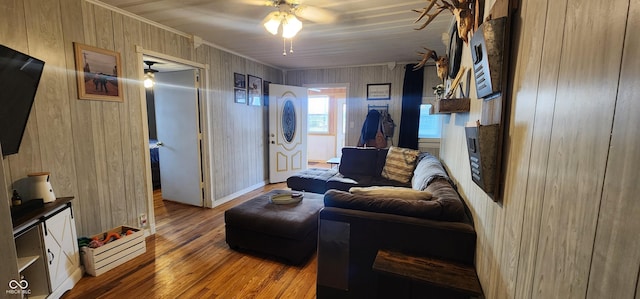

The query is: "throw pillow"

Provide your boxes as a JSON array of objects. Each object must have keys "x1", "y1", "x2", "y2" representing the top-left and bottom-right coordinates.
[
  {"x1": 381, "y1": 146, "x2": 420, "y2": 183},
  {"x1": 349, "y1": 186, "x2": 432, "y2": 201}
]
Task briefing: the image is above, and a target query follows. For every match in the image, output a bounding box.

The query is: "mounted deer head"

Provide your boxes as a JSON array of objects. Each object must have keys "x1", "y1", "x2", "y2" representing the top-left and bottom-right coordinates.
[
  {"x1": 413, "y1": 47, "x2": 449, "y2": 81},
  {"x1": 413, "y1": 0, "x2": 474, "y2": 43}
]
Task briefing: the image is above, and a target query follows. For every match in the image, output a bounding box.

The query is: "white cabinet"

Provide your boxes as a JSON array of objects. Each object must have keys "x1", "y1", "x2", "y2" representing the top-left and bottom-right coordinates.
[
  {"x1": 13, "y1": 200, "x2": 83, "y2": 299},
  {"x1": 42, "y1": 205, "x2": 82, "y2": 298},
  {"x1": 14, "y1": 225, "x2": 50, "y2": 299}
]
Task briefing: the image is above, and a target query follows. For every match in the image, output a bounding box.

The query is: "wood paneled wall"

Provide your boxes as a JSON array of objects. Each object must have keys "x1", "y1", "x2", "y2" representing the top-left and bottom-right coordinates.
[
  {"x1": 440, "y1": 0, "x2": 640, "y2": 298},
  {"x1": 0, "y1": 0, "x2": 282, "y2": 237},
  {"x1": 286, "y1": 65, "x2": 438, "y2": 147},
  {"x1": 0, "y1": 146, "x2": 19, "y2": 290}
]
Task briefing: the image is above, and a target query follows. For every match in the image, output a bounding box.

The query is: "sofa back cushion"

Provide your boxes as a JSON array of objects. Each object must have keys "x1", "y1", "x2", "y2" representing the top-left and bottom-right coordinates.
[
  {"x1": 340, "y1": 147, "x2": 384, "y2": 177},
  {"x1": 412, "y1": 152, "x2": 450, "y2": 191},
  {"x1": 424, "y1": 178, "x2": 465, "y2": 221},
  {"x1": 349, "y1": 186, "x2": 432, "y2": 201},
  {"x1": 324, "y1": 189, "x2": 444, "y2": 219}
]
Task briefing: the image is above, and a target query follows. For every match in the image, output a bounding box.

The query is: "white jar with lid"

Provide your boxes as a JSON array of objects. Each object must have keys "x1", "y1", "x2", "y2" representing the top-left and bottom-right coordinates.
[{"x1": 27, "y1": 172, "x2": 56, "y2": 203}]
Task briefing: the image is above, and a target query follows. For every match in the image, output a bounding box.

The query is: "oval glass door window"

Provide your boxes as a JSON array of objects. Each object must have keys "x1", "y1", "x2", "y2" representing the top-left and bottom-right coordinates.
[{"x1": 281, "y1": 100, "x2": 296, "y2": 143}]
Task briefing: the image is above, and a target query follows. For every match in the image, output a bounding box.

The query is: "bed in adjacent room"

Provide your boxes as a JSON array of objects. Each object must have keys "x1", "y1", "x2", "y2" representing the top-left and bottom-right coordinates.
[{"x1": 149, "y1": 139, "x2": 161, "y2": 189}]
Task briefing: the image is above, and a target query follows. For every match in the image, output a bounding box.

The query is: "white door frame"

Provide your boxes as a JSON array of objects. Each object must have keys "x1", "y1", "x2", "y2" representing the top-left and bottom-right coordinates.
[
  {"x1": 136, "y1": 46, "x2": 212, "y2": 235},
  {"x1": 303, "y1": 83, "x2": 350, "y2": 158}
]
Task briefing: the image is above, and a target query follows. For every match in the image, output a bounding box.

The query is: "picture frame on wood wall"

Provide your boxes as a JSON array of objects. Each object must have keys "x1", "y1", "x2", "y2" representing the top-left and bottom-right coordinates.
[
  {"x1": 234, "y1": 88, "x2": 247, "y2": 104},
  {"x1": 248, "y1": 75, "x2": 262, "y2": 106},
  {"x1": 367, "y1": 83, "x2": 391, "y2": 100},
  {"x1": 73, "y1": 43, "x2": 123, "y2": 102},
  {"x1": 234, "y1": 72, "x2": 246, "y2": 89}
]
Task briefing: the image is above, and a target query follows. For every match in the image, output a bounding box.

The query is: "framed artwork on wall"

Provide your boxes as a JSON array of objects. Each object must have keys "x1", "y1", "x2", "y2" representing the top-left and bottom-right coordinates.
[
  {"x1": 234, "y1": 72, "x2": 246, "y2": 89},
  {"x1": 234, "y1": 88, "x2": 246, "y2": 104},
  {"x1": 73, "y1": 42, "x2": 123, "y2": 102},
  {"x1": 248, "y1": 75, "x2": 262, "y2": 106},
  {"x1": 367, "y1": 83, "x2": 391, "y2": 100}
]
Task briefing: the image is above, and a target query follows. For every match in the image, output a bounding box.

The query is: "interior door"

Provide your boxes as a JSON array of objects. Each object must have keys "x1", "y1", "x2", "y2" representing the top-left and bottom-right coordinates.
[
  {"x1": 154, "y1": 70, "x2": 203, "y2": 206},
  {"x1": 269, "y1": 84, "x2": 308, "y2": 183}
]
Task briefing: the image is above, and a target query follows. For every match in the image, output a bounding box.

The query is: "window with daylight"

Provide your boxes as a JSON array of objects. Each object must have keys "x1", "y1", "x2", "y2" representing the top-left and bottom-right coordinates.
[
  {"x1": 308, "y1": 95, "x2": 330, "y2": 133},
  {"x1": 418, "y1": 104, "x2": 442, "y2": 138}
]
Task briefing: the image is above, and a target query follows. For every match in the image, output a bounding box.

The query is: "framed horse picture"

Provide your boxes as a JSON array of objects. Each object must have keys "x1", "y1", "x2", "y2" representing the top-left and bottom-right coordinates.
[{"x1": 74, "y1": 43, "x2": 123, "y2": 102}]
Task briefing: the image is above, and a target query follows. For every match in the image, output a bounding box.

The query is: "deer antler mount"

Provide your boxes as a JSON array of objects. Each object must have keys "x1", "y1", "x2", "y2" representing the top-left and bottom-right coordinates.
[
  {"x1": 413, "y1": 0, "x2": 474, "y2": 43},
  {"x1": 413, "y1": 47, "x2": 449, "y2": 81}
]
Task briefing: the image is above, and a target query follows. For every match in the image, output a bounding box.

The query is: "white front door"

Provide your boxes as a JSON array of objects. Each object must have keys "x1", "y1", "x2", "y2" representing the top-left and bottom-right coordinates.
[
  {"x1": 154, "y1": 70, "x2": 203, "y2": 206},
  {"x1": 269, "y1": 84, "x2": 308, "y2": 183}
]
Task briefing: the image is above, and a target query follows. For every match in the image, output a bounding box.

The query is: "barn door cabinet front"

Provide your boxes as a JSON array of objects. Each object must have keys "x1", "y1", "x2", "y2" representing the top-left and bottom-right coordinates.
[{"x1": 41, "y1": 204, "x2": 82, "y2": 298}]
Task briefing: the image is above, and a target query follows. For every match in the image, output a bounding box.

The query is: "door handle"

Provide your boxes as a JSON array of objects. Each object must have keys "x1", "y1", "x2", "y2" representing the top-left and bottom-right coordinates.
[
  {"x1": 47, "y1": 249, "x2": 55, "y2": 265},
  {"x1": 271, "y1": 141, "x2": 275, "y2": 144},
  {"x1": 156, "y1": 141, "x2": 164, "y2": 147}
]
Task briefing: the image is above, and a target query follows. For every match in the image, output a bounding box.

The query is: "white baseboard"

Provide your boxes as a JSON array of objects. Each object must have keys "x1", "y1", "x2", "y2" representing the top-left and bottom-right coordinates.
[{"x1": 212, "y1": 181, "x2": 268, "y2": 207}]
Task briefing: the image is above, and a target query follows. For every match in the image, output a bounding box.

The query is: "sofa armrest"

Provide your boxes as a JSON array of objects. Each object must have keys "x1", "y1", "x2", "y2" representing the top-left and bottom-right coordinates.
[
  {"x1": 319, "y1": 207, "x2": 476, "y2": 263},
  {"x1": 317, "y1": 207, "x2": 476, "y2": 298}
]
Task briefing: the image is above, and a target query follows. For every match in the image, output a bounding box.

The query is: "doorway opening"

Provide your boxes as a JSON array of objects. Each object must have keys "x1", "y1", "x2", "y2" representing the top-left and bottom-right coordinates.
[
  {"x1": 305, "y1": 84, "x2": 348, "y2": 168},
  {"x1": 138, "y1": 49, "x2": 210, "y2": 234},
  {"x1": 144, "y1": 55, "x2": 204, "y2": 207}
]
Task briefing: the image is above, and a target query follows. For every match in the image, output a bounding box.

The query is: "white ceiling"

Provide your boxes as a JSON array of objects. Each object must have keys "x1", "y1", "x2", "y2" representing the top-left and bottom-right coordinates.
[{"x1": 101, "y1": 0, "x2": 453, "y2": 70}]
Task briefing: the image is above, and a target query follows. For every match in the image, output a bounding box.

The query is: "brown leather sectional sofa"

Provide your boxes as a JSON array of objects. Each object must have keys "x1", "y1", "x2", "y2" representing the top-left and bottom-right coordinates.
[{"x1": 288, "y1": 147, "x2": 477, "y2": 298}]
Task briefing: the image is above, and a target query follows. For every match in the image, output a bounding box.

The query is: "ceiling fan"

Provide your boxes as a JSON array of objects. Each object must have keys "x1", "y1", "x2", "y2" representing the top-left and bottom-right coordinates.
[
  {"x1": 262, "y1": 0, "x2": 337, "y2": 25},
  {"x1": 253, "y1": 0, "x2": 337, "y2": 55}
]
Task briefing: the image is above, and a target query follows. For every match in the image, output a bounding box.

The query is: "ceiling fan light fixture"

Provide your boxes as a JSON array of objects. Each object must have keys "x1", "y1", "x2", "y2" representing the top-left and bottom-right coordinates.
[
  {"x1": 282, "y1": 14, "x2": 302, "y2": 39},
  {"x1": 143, "y1": 60, "x2": 157, "y2": 88},
  {"x1": 144, "y1": 72, "x2": 155, "y2": 88},
  {"x1": 263, "y1": 12, "x2": 281, "y2": 35}
]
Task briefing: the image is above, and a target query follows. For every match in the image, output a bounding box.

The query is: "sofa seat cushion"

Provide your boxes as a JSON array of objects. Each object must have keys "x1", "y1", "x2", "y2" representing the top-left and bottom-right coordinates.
[
  {"x1": 369, "y1": 176, "x2": 412, "y2": 188},
  {"x1": 326, "y1": 173, "x2": 374, "y2": 191},
  {"x1": 324, "y1": 189, "x2": 444, "y2": 220},
  {"x1": 287, "y1": 168, "x2": 338, "y2": 193}
]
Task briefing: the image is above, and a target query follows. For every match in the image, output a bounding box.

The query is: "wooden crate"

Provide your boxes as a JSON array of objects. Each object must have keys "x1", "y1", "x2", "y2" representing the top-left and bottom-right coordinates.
[{"x1": 80, "y1": 226, "x2": 146, "y2": 276}]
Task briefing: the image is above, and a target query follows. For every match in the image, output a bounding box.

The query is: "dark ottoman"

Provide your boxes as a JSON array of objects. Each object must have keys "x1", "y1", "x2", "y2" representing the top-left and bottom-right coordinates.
[
  {"x1": 224, "y1": 190, "x2": 324, "y2": 265},
  {"x1": 286, "y1": 168, "x2": 338, "y2": 194}
]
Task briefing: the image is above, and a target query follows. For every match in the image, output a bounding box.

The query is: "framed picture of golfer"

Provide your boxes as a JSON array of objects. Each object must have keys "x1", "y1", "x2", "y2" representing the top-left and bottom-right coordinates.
[{"x1": 74, "y1": 42, "x2": 123, "y2": 102}]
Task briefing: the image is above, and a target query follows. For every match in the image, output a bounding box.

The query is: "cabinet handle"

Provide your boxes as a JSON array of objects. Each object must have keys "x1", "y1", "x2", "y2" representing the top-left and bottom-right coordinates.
[{"x1": 48, "y1": 249, "x2": 55, "y2": 265}]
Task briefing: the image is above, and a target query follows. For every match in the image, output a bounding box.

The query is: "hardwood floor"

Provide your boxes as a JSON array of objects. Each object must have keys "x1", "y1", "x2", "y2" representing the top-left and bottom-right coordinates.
[{"x1": 62, "y1": 183, "x2": 318, "y2": 299}]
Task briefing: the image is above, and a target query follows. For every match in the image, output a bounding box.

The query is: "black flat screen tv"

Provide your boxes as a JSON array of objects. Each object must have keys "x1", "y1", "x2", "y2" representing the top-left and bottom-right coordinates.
[{"x1": 0, "y1": 44, "x2": 45, "y2": 157}]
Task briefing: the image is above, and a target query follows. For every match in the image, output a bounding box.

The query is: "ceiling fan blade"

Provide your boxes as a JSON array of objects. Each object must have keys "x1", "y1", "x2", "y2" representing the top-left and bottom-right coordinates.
[
  {"x1": 237, "y1": 0, "x2": 275, "y2": 6},
  {"x1": 295, "y1": 5, "x2": 337, "y2": 24}
]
